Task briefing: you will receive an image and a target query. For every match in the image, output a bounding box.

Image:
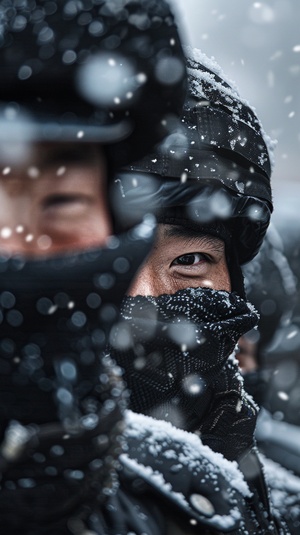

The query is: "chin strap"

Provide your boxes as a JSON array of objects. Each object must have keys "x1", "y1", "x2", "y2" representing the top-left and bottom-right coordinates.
[{"x1": 226, "y1": 240, "x2": 247, "y2": 299}]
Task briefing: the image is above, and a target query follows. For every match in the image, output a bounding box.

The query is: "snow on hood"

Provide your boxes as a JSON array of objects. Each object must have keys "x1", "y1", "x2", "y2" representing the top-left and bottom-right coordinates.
[{"x1": 183, "y1": 44, "x2": 276, "y2": 172}]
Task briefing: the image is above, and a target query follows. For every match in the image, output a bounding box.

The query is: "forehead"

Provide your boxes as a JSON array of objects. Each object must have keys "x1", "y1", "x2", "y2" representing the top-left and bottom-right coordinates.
[
  {"x1": 0, "y1": 141, "x2": 106, "y2": 168},
  {"x1": 158, "y1": 224, "x2": 226, "y2": 250}
]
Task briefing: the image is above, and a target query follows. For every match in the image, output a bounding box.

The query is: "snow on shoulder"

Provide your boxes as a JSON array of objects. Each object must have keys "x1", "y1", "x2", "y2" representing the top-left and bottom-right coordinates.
[{"x1": 121, "y1": 410, "x2": 252, "y2": 532}]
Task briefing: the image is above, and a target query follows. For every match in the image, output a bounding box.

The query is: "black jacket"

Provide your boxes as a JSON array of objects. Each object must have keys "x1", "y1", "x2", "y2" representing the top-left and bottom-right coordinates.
[
  {"x1": 1, "y1": 410, "x2": 288, "y2": 534},
  {"x1": 97, "y1": 411, "x2": 287, "y2": 535}
]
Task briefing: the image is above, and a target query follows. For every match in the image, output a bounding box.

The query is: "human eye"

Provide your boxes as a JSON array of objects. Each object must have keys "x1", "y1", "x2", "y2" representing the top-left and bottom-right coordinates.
[
  {"x1": 41, "y1": 194, "x2": 91, "y2": 221},
  {"x1": 43, "y1": 194, "x2": 88, "y2": 209},
  {"x1": 171, "y1": 252, "x2": 210, "y2": 266}
]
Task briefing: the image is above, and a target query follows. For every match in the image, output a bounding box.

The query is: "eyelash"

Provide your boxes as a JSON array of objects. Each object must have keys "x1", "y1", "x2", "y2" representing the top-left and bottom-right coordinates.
[
  {"x1": 171, "y1": 252, "x2": 211, "y2": 267},
  {"x1": 42, "y1": 194, "x2": 85, "y2": 208}
]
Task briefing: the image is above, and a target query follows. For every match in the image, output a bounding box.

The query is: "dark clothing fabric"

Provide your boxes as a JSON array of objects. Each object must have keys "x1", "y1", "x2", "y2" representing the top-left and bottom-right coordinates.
[
  {"x1": 0, "y1": 260, "x2": 288, "y2": 534},
  {"x1": 111, "y1": 287, "x2": 259, "y2": 462},
  {"x1": 107, "y1": 287, "x2": 289, "y2": 533},
  {"x1": 0, "y1": 228, "x2": 152, "y2": 533},
  {"x1": 1, "y1": 410, "x2": 288, "y2": 534},
  {"x1": 244, "y1": 372, "x2": 300, "y2": 533},
  {"x1": 262, "y1": 453, "x2": 300, "y2": 535},
  {"x1": 118, "y1": 411, "x2": 286, "y2": 535},
  {"x1": 198, "y1": 357, "x2": 258, "y2": 461}
]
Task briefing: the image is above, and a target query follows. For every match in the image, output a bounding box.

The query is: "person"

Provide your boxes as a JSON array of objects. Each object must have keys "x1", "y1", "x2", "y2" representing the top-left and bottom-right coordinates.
[
  {"x1": 239, "y1": 222, "x2": 297, "y2": 404},
  {"x1": 240, "y1": 224, "x2": 300, "y2": 534},
  {"x1": 0, "y1": 1, "x2": 188, "y2": 533},
  {"x1": 109, "y1": 47, "x2": 289, "y2": 532},
  {"x1": 269, "y1": 203, "x2": 300, "y2": 429}
]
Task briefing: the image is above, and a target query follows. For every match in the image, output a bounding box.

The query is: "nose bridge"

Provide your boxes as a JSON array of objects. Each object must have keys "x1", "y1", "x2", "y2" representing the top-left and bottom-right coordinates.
[{"x1": 128, "y1": 261, "x2": 156, "y2": 297}]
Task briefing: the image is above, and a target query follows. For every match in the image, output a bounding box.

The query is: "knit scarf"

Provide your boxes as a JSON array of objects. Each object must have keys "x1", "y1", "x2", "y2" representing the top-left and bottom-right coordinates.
[{"x1": 110, "y1": 287, "x2": 259, "y2": 460}]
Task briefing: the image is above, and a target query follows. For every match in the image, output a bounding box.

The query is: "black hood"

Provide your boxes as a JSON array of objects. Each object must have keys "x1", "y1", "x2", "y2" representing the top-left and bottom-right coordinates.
[
  {"x1": 114, "y1": 46, "x2": 273, "y2": 264},
  {"x1": 0, "y1": 0, "x2": 187, "y2": 170}
]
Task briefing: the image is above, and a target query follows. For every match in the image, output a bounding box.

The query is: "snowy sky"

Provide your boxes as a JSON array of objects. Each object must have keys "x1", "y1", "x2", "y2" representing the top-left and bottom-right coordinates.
[{"x1": 173, "y1": 0, "x2": 300, "y2": 207}]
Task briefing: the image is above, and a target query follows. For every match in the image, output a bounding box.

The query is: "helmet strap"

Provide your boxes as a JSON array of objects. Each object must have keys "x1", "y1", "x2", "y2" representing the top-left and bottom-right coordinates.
[{"x1": 226, "y1": 241, "x2": 246, "y2": 299}]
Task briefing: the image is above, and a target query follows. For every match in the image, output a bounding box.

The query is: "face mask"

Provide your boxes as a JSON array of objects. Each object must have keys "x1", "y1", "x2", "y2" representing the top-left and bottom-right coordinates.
[
  {"x1": 0, "y1": 220, "x2": 154, "y2": 531},
  {"x1": 109, "y1": 287, "x2": 259, "y2": 460}
]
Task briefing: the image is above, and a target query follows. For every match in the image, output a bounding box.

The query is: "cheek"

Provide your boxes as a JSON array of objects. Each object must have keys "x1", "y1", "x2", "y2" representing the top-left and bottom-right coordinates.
[
  {"x1": 31, "y1": 192, "x2": 113, "y2": 255},
  {"x1": 129, "y1": 260, "x2": 232, "y2": 297},
  {"x1": 127, "y1": 255, "x2": 171, "y2": 297},
  {"x1": 40, "y1": 176, "x2": 112, "y2": 251},
  {"x1": 44, "y1": 208, "x2": 112, "y2": 250},
  {"x1": 78, "y1": 206, "x2": 113, "y2": 246},
  {"x1": 212, "y1": 263, "x2": 231, "y2": 292}
]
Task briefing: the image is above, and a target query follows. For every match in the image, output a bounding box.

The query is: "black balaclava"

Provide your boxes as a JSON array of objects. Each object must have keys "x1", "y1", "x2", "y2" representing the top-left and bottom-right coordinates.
[{"x1": 0, "y1": 220, "x2": 155, "y2": 532}]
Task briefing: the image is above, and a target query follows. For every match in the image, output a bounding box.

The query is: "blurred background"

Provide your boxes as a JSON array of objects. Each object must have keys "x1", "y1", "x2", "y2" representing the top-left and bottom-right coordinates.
[
  {"x1": 173, "y1": 1, "x2": 300, "y2": 426},
  {"x1": 174, "y1": 0, "x2": 300, "y2": 197}
]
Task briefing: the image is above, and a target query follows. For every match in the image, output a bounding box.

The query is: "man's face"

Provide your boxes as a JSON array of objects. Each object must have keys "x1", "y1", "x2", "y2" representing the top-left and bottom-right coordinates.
[
  {"x1": 129, "y1": 224, "x2": 231, "y2": 296},
  {"x1": 0, "y1": 142, "x2": 112, "y2": 256}
]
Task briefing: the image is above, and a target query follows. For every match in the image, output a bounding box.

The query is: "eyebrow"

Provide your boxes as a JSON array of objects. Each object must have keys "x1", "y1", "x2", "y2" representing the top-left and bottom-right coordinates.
[
  {"x1": 39, "y1": 145, "x2": 98, "y2": 168},
  {"x1": 163, "y1": 225, "x2": 225, "y2": 251}
]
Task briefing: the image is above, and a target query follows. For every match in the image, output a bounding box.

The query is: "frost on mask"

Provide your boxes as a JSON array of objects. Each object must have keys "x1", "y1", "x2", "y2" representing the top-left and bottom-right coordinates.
[{"x1": 109, "y1": 287, "x2": 259, "y2": 461}]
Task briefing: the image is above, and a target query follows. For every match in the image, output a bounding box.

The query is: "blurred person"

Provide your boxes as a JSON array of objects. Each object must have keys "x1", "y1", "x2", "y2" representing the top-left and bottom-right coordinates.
[
  {"x1": 240, "y1": 221, "x2": 300, "y2": 476},
  {"x1": 266, "y1": 203, "x2": 300, "y2": 428},
  {"x1": 110, "y1": 47, "x2": 288, "y2": 533},
  {"x1": 238, "y1": 330, "x2": 300, "y2": 534},
  {"x1": 240, "y1": 222, "x2": 297, "y2": 406},
  {"x1": 239, "y1": 224, "x2": 300, "y2": 533},
  {"x1": 0, "y1": 1, "x2": 188, "y2": 533}
]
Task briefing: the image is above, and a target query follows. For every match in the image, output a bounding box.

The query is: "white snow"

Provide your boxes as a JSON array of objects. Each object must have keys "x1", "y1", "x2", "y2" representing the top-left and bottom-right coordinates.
[
  {"x1": 124, "y1": 410, "x2": 251, "y2": 498},
  {"x1": 183, "y1": 45, "x2": 276, "y2": 171}
]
